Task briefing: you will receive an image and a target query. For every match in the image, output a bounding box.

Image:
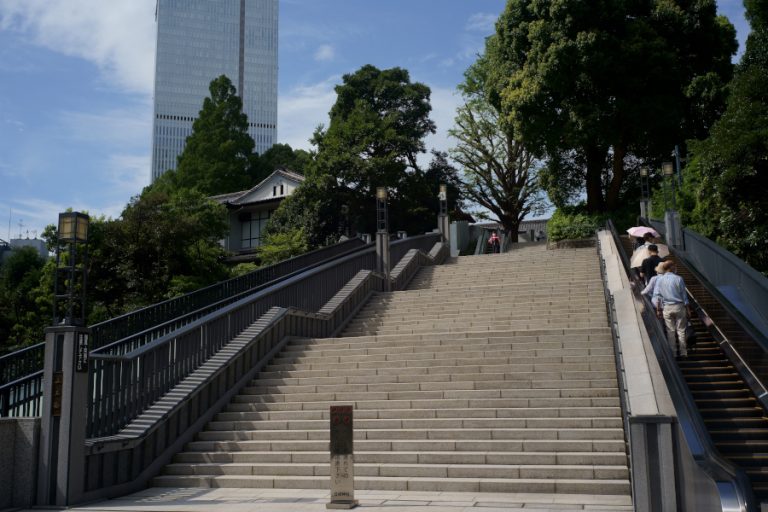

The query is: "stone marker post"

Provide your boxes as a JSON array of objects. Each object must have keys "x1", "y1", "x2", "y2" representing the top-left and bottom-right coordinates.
[
  {"x1": 327, "y1": 405, "x2": 357, "y2": 509},
  {"x1": 37, "y1": 326, "x2": 91, "y2": 506}
]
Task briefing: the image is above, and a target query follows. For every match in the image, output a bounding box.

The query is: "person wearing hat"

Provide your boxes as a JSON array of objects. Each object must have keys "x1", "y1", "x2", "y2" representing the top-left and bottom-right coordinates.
[
  {"x1": 653, "y1": 261, "x2": 692, "y2": 357},
  {"x1": 640, "y1": 244, "x2": 663, "y2": 285},
  {"x1": 641, "y1": 259, "x2": 667, "y2": 309}
]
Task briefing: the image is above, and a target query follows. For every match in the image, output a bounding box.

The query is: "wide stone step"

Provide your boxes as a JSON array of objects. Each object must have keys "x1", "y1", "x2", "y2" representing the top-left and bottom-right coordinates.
[
  {"x1": 271, "y1": 346, "x2": 615, "y2": 365},
  {"x1": 172, "y1": 450, "x2": 628, "y2": 466},
  {"x1": 342, "y1": 325, "x2": 608, "y2": 337},
  {"x1": 248, "y1": 369, "x2": 618, "y2": 392},
  {"x1": 344, "y1": 314, "x2": 607, "y2": 331},
  {"x1": 208, "y1": 416, "x2": 622, "y2": 431},
  {"x1": 213, "y1": 415, "x2": 624, "y2": 433},
  {"x1": 183, "y1": 438, "x2": 627, "y2": 454},
  {"x1": 238, "y1": 388, "x2": 620, "y2": 406},
  {"x1": 151, "y1": 473, "x2": 630, "y2": 494},
  {"x1": 265, "y1": 355, "x2": 617, "y2": 372},
  {"x1": 196, "y1": 427, "x2": 625, "y2": 442},
  {"x1": 290, "y1": 329, "x2": 613, "y2": 348},
  {"x1": 162, "y1": 461, "x2": 629, "y2": 480},
  {"x1": 284, "y1": 336, "x2": 614, "y2": 356},
  {"x1": 351, "y1": 307, "x2": 607, "y2": 323}
]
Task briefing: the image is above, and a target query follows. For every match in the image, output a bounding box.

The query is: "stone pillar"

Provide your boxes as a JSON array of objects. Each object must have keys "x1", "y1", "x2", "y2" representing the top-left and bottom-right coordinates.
[
  {"x1": 630, "y1": 417, "x2": 677, "y2": 512},
  {"x1": 639, "y1": 200, "x2": 648, "y2": 220},
  {"x1": 37, "y1": 326, "x2": 91, "y2": 507}
]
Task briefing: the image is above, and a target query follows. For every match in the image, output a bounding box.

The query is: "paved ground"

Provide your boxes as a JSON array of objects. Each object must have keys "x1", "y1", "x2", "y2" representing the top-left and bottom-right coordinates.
[{"x1": 45, "y1": 488, "x2": 633, "y2": 512}]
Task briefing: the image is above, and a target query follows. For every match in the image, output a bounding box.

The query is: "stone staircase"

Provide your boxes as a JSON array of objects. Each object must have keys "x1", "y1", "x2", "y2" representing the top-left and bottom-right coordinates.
[{"x1": 154, "y1": 245, "x2": 631, "y2": 497}]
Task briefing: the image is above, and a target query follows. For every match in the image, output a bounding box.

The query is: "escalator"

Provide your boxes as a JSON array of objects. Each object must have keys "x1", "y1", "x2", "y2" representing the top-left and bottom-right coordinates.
[{"x1": 619, "y1": 234, "x2": 768, "y2": 502}]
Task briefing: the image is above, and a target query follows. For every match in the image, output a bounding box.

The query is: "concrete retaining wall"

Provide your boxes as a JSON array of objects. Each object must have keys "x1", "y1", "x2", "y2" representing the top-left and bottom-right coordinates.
[{"x1": 0, "y1": 417, "x2": 40, "y2": 510}]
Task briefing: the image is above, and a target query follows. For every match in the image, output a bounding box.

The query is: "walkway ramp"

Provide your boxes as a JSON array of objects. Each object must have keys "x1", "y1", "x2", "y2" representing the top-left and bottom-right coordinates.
[{"x1": 153, "y1": 246, "x2": 630, "y2": 501}]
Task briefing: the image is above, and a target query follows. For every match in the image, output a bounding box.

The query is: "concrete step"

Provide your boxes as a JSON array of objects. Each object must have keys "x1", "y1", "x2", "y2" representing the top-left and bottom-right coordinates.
[
  {"x1": 196, "y1": 427, "x2": 625, "y2": 442},
  {"x1": 171, "y1": 450, "x2": 629, "y2": 466},
  {"x1": 154, "y1": 245, "x2": 629, "y2": 497},
  {"x1": 151, "y1": 473, "x2": 631, "y2": 494},
  {"x1": 162, "y1": 461, "x2": 629, "y2": 480}
]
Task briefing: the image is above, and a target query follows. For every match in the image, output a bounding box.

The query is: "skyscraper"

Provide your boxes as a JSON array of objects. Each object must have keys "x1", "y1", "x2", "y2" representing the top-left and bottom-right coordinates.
[{"x1": 151, "y1": 0, "x2": 278, "y2": 182}]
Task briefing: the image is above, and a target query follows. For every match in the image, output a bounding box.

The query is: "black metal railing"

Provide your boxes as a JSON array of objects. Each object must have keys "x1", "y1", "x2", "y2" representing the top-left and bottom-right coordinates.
[
  {"x1": 0, "y1": 343, "x2": 45, "y2": 417},
  {"x1": 86, "y1": 234, "x2": 441, "y2": 437},
  {"x1": 89, "y1": 237, "x2": 366, "y2": 350},
  {"x1": 0, "y1": 238, "x2": 368, "y2": 418}
]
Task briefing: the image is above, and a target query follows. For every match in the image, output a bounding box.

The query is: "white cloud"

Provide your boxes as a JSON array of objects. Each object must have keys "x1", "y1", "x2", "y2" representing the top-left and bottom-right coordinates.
[
  {"x1": 0, "y1": 0, "x2": 156, "y2": 94},
  {"x1": 422, "y1": 86, "x2": 461, "y2": 164},
  {"x1": 314, "y1": 44, "x2": 336, "y2": 62},
  {"x1": 466, "y1": 12, "x2": 497, "y2": 33},
  {"x1": 277, "y1": 76, "x2": 339, "y2": 149}
]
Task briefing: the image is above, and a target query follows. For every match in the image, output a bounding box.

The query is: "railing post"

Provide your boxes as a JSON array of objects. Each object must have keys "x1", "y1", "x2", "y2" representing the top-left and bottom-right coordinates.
[{"x1": 37, "y1": 325, "x2": 91, "y2": 507}]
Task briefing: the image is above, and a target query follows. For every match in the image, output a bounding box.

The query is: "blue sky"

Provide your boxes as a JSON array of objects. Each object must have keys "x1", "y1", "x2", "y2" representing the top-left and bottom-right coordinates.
[{"x1": 0, "y1": 0, "x2": 749, "y2": 239}]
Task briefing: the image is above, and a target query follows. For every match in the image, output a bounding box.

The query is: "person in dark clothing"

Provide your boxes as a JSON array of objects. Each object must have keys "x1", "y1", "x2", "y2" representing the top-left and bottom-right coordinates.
[{"x1": 640, "y1": 245, "x2": 663, "y2": 285}]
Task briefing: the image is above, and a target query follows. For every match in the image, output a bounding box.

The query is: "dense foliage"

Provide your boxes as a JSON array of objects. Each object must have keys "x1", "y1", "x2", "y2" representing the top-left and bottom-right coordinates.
[
  {"x1": 485, "y1": 0, "x2": 737, "y2": 213},
  {"x1": 268, "y1": 65, "x2": 466, "y2": 247},
  {"x1": 678, "y1": 0, "x2": 768, "y2": 274},
  {"x1": 546, "y1": 208, "x2": 604, "y2": 242},
  {"x1": 154, "y1": 75, "x2": 255, "y2": 195}
]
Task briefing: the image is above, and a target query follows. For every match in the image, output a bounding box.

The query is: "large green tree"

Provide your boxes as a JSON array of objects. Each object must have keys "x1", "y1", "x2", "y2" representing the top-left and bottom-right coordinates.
[
  {"x1": 487, "y1": 0, "x2": 737, "y2": 213},
  {"x1": 450, "y1": 55, "x2": 546, "y2": 237},
  {"x1": 684, "y1": 0, "x2": 768, "y2": 274},
  {"x1": 0, "y1": 247, "x2": 48, "y2": 352},
  {"x1": 249, "y1": 143, "x2": 311, "y2": 184},
  {"x1": 158, "y1": 75, "x2": 256, "y2": 196},
  {"x1": 270, "y1": 65, "x2": 464, "y2": 246}
]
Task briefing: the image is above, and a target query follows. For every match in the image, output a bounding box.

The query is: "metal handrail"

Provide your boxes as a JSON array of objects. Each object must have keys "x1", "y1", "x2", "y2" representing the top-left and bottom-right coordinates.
[
  {"x1": 89, "y1": 237, "x2": 367, "y2": 350},
  {"x1": 86, "y1": 233, "x2": 440, "y2": 437},
  {"x1": 607, "y1": 220, "x2": 754, "y2": 511}
]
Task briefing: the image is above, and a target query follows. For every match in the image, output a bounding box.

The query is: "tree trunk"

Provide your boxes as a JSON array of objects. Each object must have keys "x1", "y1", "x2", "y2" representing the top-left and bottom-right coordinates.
[
  {"x1": 585, "y1": 145, "x2": 605, "y2": 213},
  {"x1": 605, "y1": 145, "x2": 626, "y2": 212}
]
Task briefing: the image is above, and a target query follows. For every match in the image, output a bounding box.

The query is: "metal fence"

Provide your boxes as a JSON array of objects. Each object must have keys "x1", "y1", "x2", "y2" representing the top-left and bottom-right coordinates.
[
  {"x1": 86, "y1": 233, "x2": 440, "y2": 438},
  {"x1": 0, "y1": 344, "x2": 45, "y2": 416},
  {"x1": 0, "y1": 238, "x2": 368, "y2": 418}
]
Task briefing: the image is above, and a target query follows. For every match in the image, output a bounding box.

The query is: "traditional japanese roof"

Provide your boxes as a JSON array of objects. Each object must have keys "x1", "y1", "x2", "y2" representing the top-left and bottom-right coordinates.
[{"x1": 209, "y1": 168, "x2": 305, "y2": 207}]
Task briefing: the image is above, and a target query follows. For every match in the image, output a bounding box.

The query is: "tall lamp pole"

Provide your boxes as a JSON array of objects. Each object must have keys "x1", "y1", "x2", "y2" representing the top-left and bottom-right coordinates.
[
  {"x1": 375, "y1": 187, "x2": 390, "y2": 291},
  {"x1": 639, "y1": 168, "x2": 650, "y2": 220},
  {"x1": 437, "y1": 183, "x2": 449, "y2": 244},
  {"x1": 38, "y1": 212, "x2": 92, "y2": 506},
  {"x1": 662, "y1": 161, "x2": 683, "y2": 249}
]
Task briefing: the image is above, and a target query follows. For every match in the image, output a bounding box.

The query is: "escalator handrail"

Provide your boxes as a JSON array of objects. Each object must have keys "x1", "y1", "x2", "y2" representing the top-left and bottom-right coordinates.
[{"x1": 606, "y1": 220, "x2": 755, "y2": 511}]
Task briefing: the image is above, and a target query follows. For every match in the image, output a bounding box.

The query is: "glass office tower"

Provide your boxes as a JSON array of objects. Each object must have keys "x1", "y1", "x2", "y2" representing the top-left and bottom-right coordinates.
[{"x1": 151, "y1": 0, "x2": 278, "y2": 182}]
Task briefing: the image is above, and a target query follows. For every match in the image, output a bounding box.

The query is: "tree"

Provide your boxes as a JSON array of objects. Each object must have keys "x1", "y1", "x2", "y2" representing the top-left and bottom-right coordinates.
[
  {"x1": 450, "y1": 55, "x2": 546, "y2": 237},
  {"x1": 0, "y1": 247, "x2": 48, "y2": 352},
  {"x1": 163, "y1": 75, "x2": 256, "y2": 196},
  {"x1": 487, "y1": 0, "x2": 737, "y2": 213},
  {"x1": 257, "y1": 229, "x2": 309, "y2": 266},
  {"x1": 683, "y1": 0, "x2": 768, "y2": 274},
  {"x1": 269, "y1": 65, "x2": 463, "y2": 246}
]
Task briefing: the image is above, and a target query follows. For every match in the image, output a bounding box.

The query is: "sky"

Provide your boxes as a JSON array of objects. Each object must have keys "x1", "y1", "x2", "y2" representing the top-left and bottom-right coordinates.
[{"x1": 0, "y1": 0, "x2": 750, "y2": 240}]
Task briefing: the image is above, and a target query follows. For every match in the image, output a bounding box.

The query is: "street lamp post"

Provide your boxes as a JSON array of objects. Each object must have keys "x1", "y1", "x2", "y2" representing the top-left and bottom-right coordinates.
[
  {"x1": 375, "y1": 187, "x2": 390, "y2": 291},
  {"x1": 437, "y1": 183, "x2": 449, "y2": 244},
  {"x1": 661, "y1": 162, "x2": 683, "y2": 249},
  {"x1": 39, "y1": 212, "x2": 92, "y2": 507},
  {"x1": 639, "y1": 168, "x2": 650, "y2": 219}
]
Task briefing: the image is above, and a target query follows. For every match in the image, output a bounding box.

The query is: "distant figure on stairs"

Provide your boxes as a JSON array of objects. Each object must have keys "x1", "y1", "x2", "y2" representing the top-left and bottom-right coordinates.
[{"x1": 488, "y1": 231, "x2": 500, "y2": 253}]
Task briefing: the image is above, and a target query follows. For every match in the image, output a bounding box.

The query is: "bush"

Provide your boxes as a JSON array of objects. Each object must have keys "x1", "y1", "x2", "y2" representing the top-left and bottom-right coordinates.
[{"x1": 547, "y1": 208, "x2": 603, "y2": 242}]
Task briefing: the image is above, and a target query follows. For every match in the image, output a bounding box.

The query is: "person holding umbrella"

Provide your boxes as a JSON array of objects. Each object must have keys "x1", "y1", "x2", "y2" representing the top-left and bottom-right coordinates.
[{"x1": 653, "y1": 261, "x2": 692, "y2": 357}]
